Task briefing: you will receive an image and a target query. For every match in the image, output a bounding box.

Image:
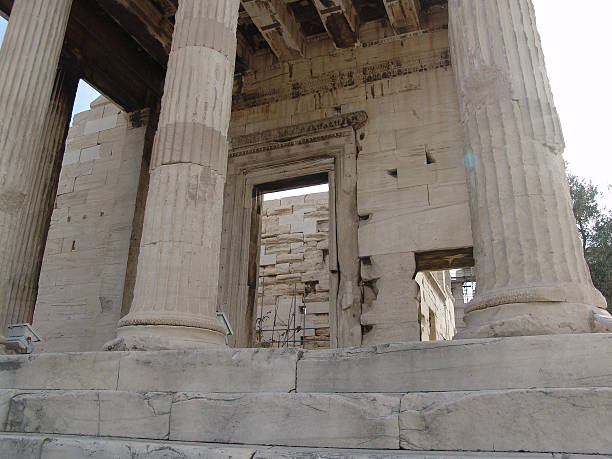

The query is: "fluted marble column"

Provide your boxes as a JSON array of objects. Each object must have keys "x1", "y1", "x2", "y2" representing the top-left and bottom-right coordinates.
[
  {"x1": 4, "y1": 66, "x2": 78, "y2": 331},
  {"x1": 449, "y1": 0, "x2": 609, "y2": 338},
  {"x1": 0, "y1": 0, "x2": 74, "y2": 343},
  {"x1": 114, "y1": 0, "x2": 240, "y2": 350}
]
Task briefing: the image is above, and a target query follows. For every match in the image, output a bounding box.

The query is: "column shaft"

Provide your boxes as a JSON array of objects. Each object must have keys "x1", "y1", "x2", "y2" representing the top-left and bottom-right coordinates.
[
  {"x1": 5, "y1": 66, "x2": 78, "y2": 329},
  {"x1": 0, "y1": 0, "x2": 74, "y2": 338},
  {"x1": 449, "y1": 0, "x2": 608, "y2": 338},
  {"x1": 115, "y1": 0, "x2": 240, "y2": 350}
]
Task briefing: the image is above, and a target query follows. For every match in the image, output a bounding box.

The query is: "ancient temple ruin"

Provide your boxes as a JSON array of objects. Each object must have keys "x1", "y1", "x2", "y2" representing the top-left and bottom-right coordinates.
[{"x1": 0, "y1": 0, "x2": 611, "y2": 456}]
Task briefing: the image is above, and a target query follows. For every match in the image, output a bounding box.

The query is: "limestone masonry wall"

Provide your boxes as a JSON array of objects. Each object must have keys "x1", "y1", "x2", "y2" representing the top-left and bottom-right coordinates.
[
  {"x1": 229, "y1": 9, "x2": 471, "y2": 344},
  {"x1": 32, "y1": 5, "x2": 466, "y2": 351},
  {"x1": 257, "y1": 192, "x2": 331, "y2": 349},
  {"x1": 256, "y1": 192, "x2": 456, "y2": 347},
  {"x1": 32, "y1": 97, "x2": 146, "y2": 352}
]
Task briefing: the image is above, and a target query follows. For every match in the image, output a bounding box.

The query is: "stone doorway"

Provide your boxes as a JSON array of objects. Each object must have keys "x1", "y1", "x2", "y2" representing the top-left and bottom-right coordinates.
[
  {"x1": 219, "y1": 113, "x2": 365, "y2": 348},
  {"x1": 219, "y1": 160, "x2": 339, "y2": 349}
]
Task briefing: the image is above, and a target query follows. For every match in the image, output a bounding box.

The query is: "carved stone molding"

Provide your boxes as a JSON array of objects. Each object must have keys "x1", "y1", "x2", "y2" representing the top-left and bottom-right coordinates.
[
  {"x1": 230, "y1": 132, "x2": 351, "y2": 159},
  {"x1": 222, "y1": 114, "x2": 361, "y2": 348},
  {"x1": 232, "y1": 46, "x2": 449, "y2": 110},
  {"x1": 230, "y1": 110, "x2": 367, "y2": 156}
]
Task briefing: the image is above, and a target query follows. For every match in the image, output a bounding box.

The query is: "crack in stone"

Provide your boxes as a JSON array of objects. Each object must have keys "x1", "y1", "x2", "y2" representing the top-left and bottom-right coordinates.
[
  {"x1": 115, "y1": 357, "x2": 121, "y2": 390},
  {"x1": 96, "y1": 392, "x2": 101, "y2": 437}
]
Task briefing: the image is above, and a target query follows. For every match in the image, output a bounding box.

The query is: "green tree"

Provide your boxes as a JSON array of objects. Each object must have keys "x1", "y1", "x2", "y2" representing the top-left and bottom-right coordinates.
[
  {"x1": 587, "y1": 212, "x2": 612, "y2": 313},
  {"x1": 567, "y1": 173, "x2": 612, "y2": 313}
]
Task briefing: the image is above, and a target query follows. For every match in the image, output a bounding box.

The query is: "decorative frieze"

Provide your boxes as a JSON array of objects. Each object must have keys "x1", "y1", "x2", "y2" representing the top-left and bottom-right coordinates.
[{"x1": 233, "y1": 47, "x2": 450, "y2": 110}]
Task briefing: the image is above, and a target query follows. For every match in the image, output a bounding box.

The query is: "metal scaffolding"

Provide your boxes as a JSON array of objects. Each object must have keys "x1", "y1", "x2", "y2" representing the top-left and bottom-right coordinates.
[{"x1": 255, "y1": 279, "x2": 330, "y2": 348}]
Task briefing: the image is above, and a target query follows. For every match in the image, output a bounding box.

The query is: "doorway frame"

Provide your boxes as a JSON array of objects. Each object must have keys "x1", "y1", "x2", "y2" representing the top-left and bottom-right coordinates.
[{"x1": 219, "y1": 111, "x2": 367, "y2": 348}]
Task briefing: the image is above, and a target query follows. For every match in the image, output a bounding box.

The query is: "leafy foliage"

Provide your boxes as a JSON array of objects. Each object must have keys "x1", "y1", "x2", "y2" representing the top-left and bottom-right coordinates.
[
  {"x1": 567, "y1": 173, "x2": 612, "y2": 313},
  {"x1": 587, "y1": 213, "x2": 612, "y2": 313}
]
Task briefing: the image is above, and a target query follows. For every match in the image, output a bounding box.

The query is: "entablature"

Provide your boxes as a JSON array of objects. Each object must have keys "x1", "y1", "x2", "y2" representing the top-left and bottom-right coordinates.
[{"x1": 0, "y1": 0, "x2": 447, "y2": 113}]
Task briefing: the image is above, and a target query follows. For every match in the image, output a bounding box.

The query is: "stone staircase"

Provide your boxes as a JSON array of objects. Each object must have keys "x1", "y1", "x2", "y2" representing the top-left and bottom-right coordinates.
[{"x1": 0, "y1": 334, "x2": 610, "y2": 458}]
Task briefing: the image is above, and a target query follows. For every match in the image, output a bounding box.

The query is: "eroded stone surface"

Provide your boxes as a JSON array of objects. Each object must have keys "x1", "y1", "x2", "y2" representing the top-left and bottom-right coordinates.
[
  {"x1": 0, "y1": 384, "x2": 610, "y2": 454},
  {"x1": 0, "y1": 433, "x2": 603, "y2": 459},
  {"x1": 297, "y1": 334, "x2": 612, "y2": 393},
  {"x1": 5, "y1": 391, "x2": 99, "y2": 436},
  {"x1": 170, "y1": 392, "x2": 400, "y2": 449},
  {"x1": 99, "y1": 391, "x2": 172, "y2": 439},
  {"x1": 399, "y1": 388, "x2": 612, "y2": 454},
  {"x1": 449, "y1": 0, "x2": 609, "y2": 337},
  {"x1": 0, "y1": 389, "x2": 18, "y2": 430},
  {"x1": 0, "y1": 435, "x2": 41, "y2": 459},
  {"x1": 0, "y1": 389, "x2": 399, "y2": 448},
  {"x1": 3, "y1": 390, "x2": 172, "y2": 439},
  {"x1": 0, "y1": 352, "x2": 121, "y2": 390},
  {"x1": 0, "y1": 434, "x2": 256, "y2": 459},
  {"x1": 2, "y1": 335, "x2": 612, "y2": 396},
  {"x1": 117, "y1": 348, "x2": 299, "y2": 392}
]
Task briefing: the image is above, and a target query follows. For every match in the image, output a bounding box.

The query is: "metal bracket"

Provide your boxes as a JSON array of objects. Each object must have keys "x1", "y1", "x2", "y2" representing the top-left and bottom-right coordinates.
[
  {"x1": 6, "y1": 323, "x2": 42, "y2": 354},
  {"x1": 593, "y1": 312, "x2": 612, "y2": 328},
  {"x1": 216, "y1": 311, "x2": 233, "y2": 345}
]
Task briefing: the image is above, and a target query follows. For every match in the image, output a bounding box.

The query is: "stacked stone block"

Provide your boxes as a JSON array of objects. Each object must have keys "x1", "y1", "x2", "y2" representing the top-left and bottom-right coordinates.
[
  {"x1": 1, "y1": 334, "x2": 610, "y2": 455},
  {"x1": 32, "y1": 97, "x2": 148, "y2": 352},
  {"x1": 256, "y1": 192, "x2": 330, "y2": 349},
  {"x1": 230, "y1": 13, "x2": 471, "y2": 345}
]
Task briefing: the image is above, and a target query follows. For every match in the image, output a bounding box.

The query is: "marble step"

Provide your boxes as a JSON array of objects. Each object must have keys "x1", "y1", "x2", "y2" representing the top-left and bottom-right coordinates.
[
  {"x1": 0, "y1": 334, "x2": 611, "y2": 393},
  {"x1": 296, "y1": 332, "x2": 612, "y2": 393},
  {"x1": 1, "y1": 433, "x2": 604, "y2": 459},
  {"x1": 0, "y1": 387, "x2": 610, "y2": 454}
]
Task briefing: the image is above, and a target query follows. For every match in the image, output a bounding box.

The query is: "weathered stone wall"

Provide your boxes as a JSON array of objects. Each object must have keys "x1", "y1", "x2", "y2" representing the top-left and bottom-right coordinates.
[
  {"x1": 416, "y1": 271, "x2": 455, "y2": 341},
  {"x1": 229, "y1": 10, "x2": 471, "y2": 344},
  {"x1": 256, "y1": 192, "x2": 330, "y2": 349},
  {"x1": 32, "y1": 6, "x2": 469, "y2": 351},
  {"x1": 257, "y1": 192, "x2": 456, "y2": 347},
  {"x1": 32, "y1": 97, "x2": 148, "y2": 352}
]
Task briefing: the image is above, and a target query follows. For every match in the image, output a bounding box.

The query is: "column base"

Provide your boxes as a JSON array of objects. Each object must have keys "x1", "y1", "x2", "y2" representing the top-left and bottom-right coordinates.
[
  {"x1": 456, "y1": 301, "x2": 612, "y2": 339},
  {"x1": 105, "y1": 325, "x2": 228, "y2": 351}
]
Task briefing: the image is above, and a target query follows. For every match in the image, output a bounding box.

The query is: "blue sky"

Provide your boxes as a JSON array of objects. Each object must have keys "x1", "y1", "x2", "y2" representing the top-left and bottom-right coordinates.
[{"x1": 71, "y1": 81, "x2": 101, "y2": 124}]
